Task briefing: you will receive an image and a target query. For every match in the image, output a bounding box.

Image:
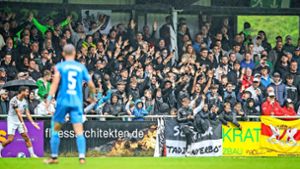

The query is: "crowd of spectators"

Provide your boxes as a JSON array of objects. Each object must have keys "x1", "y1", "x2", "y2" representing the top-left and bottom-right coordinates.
[{"x1": 0, "y1": 10, "x2": 300, "y2": 123}]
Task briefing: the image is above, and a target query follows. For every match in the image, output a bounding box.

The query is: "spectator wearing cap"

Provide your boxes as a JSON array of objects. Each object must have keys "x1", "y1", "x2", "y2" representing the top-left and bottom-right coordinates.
[
  {"x1": 270, "y1": 72, "x2": 287, "y2": 106},
  {"x1": 283, "y1": 35, "x2": 296, "y2": 54},
  {"x1": 240, "y1": 53, "x2": 255, "y2": 70},
  {"x1": 260, "y1": 66, "x2": 272, "y2": 88},
  {"x1": 285, "y1": 74, "x2": 298, "y2": 108},
  {"x1": 261, "y1": 91, "x2": 284, "y2": 116},
  {"x1": 292, "y1": 47, "x2": 300, "y2": 72},
  {"x1": 0, "y1": 89, "x2": 9, "y2": 114},
  {"x1": 245, "y1": 77, "x2": 263, "y2": 108},
  {"x1": 282, "y1": 99, "x2": 297, "y2": 117}
]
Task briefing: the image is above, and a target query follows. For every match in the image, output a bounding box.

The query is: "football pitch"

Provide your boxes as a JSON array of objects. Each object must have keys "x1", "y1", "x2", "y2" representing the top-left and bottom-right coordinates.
[{"x1": 0, "y1": 157, "x2": 299, "y2": 169}]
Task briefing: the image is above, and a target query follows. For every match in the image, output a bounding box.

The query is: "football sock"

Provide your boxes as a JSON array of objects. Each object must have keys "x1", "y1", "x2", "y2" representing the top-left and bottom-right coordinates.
[
  {"x1": 50, "y1": 130, "x2": 60, "y2": 158},
  {"x1": 76, "y1": 134, "x2": 86, "y2": 159}
]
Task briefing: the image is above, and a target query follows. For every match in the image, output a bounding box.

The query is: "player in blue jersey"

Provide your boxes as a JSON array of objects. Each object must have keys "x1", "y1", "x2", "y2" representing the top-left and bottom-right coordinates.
[{"x1": 44, "y1": 44, "x2": 96, "y2": 164}]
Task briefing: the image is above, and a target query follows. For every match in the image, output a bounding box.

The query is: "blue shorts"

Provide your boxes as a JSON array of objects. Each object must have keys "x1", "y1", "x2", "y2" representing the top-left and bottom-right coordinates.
[{"x1": 53, "y1": 104, "x2": 83, "y2": 124}]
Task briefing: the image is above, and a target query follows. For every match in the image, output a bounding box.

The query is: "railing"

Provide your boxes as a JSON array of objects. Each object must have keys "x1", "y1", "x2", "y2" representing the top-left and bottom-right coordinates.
[{"x1": 0, "y1": 115, "x2": 299, "y2": 120}]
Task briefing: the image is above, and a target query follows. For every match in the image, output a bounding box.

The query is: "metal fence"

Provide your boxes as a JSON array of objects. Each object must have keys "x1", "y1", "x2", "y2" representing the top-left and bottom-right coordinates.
[{"x1": 0, "y1": 114, "x2": 299, "y2": 121}]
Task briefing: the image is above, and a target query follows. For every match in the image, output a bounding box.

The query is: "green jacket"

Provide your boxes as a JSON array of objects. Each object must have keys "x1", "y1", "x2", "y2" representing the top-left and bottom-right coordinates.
[
  {"x1": 36, "y1": 78, "x2": 51, "y2": 99},
  {"x1": 32, "y1": 17, "x2": 70, "y2": 35}
]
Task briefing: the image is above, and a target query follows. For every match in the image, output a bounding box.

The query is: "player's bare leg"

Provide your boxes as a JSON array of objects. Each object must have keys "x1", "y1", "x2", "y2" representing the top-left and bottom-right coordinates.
[
  {"x1": 21, "y1": 133, "x2": 38, "y2": 158},
  {"x1": 44, "y1": 122, "x2": 62, "y2": 164},
  {"x1": 0, "y1": 135, "x2": 14, "y2": 157},
  {"x1": 73, "y1": 123, "x2": 86, "y2": 164}
]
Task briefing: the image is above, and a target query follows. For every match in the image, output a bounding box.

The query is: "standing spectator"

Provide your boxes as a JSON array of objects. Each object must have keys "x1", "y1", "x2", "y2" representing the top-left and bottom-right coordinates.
[
  {"x1": 0, "y1": 89, "x2": 9, "y2": 114},
  {"x1": 269, "y1": 41, "x2": 284, "y2": 67},
  {"x1": 285, "y1": 74, "x2": 298, "y2": 108},
  {"x1": 258, "y1": 31, "x2": 272, "y2": 52},
  {"x1": 275, "y1": 54, "x2": 289, "y2": 78},
  {"x1": 270, "y1": 72, "x2": 287, "y2": 106},
  {"x1": 177, "y1": 96, "x2": 194, "y2": 156},
  {"x1": 36, "y1": 70, "x2": 51, "y2": 99},
  {"x1": 253, "y1": 36, "x2": 264, "y2": 56},
  {"x1": 283, "y1": 35, "x2": 296, "y2": 54},
  {"x1": 227, "y1": 61, "x2": 241, "y2": 85}
]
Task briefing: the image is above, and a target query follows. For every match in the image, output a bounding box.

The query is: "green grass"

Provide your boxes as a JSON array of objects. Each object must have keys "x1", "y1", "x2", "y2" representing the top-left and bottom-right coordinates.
[
  {"x1": 1, "y1": 157, "x2": 300, "y2": 169},
  {"x1": 238, "y1": 15, "x2": 299, "y2": 47}
]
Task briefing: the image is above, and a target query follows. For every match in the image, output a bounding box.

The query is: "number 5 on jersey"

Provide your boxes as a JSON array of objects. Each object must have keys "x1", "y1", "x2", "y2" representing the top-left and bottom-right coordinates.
[{"x1": 67, "y1": 71, "x2": 77, "y2": 95}]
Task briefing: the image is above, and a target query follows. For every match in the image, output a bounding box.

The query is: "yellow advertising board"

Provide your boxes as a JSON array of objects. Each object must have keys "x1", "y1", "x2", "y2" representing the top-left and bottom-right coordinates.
[{"x1": 223, "y1": 122, "x2": 278, "y2": 156}]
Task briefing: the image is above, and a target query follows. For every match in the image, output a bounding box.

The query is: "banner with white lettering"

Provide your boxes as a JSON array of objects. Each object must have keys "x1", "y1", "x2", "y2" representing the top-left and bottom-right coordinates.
[
  {"x1": 165, "y1": 119, "x2": 222, "y2": 157},
  {"x1": 44, "y1": 121, "x2": 157, "y2": 157}
]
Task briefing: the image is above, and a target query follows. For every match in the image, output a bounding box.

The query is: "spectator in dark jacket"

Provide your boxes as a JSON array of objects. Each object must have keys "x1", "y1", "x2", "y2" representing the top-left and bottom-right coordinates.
[
  {"x1": 103, "y1": 93, "x2": 126, "y2": 117},
  {"x1": 270, "y1": 72, "x2": 287, "y2": 106},
  {"x1": 285, "y1": 74, "x2": 298, "y2": 108},
  {"x1": 219, "y1": 102, "x2": 242, "y2": 130},
  {"x1": 177, "y1": 96, "x2": 194, "y2": 156},
  {"x1": 243, "y1": 98, "x2": 260, "y2": 121},
  {"x1": 233, "y1": 102, "x2": 248, "y2": 121},
  {"x1": 28, "y1": 91, "x2": 40, "y2": 114},
  {"x1": 0, "y1": 89, "x2": 9, "y2": 114},
  {"x1": 1, "y1": 53, "x2": 18, "y2": 80}
]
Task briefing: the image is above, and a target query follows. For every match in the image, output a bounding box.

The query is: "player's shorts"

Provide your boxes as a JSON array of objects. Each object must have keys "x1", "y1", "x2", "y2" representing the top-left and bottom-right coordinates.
[
  {"x1": 7, "y1": 122, "x2": 26, "y2": 135},
  {"x1": 53, "y1": 104, "x2": 83, "y2": 124}
]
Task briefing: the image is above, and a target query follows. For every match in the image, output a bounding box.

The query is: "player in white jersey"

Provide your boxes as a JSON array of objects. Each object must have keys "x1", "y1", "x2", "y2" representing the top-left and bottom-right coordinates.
[{"x1": 0, "y1": 86, "x2": 40, "y2": 158}]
